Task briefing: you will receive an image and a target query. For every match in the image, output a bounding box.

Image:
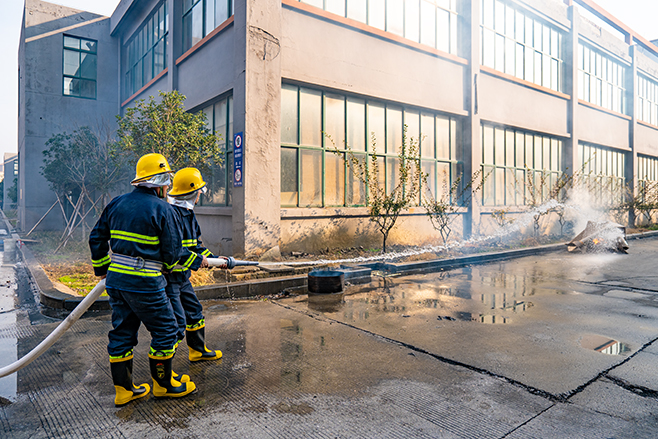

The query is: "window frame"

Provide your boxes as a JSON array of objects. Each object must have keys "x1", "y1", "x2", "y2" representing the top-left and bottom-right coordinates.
[
  {"x1": 62, "y1": 34, "x2": 97, "y2": 100},
  {"x1": 281, "y1": 83, "x2": 463, "y2": 209}
]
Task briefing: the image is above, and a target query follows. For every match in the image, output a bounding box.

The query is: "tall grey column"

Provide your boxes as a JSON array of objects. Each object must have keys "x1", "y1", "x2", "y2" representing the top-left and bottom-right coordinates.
[
  {"x1": 231, "y1": 0, "x2": 282, "y2": 257},
  {"x1": 565, "y1": 5, "x2": 579, "y2": 177},
  {"x1": 463, "y1": 0, "x2": 481, "y2": 238},
  {"x1": 627, "y1": 43, "x2": 638, "y2": 226}
]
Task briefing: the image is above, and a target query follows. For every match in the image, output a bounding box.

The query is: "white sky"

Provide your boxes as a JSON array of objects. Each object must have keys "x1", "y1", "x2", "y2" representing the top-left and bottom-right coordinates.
[{"x1": 0, "y1": 0, "x2": 657, "y2": 161}]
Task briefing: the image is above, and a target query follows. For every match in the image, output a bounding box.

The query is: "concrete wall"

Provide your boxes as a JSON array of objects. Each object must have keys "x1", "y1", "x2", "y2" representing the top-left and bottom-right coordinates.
[
  {"x1": 577, "y1": 104, "x2": 631, "y2": 150},
  {"x1": 478, "y1": 73, "x2": 569, "y2": 137},
  {"x1": 19, "y1": 0, "x2": 118, "y2": 231},
  {"x1": 280, "y1": 208, "x2": 465, "y2": 252}
]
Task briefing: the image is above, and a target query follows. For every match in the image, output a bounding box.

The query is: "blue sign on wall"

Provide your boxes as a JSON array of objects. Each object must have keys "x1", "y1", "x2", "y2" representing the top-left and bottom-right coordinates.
[{"x1": 233, "y1": 132, "x2": 243, "y2": 187}]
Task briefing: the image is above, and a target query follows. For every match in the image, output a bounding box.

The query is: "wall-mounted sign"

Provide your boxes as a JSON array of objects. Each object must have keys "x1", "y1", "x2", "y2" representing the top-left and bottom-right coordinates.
[{"x1": 233, "y1": 132, "x2": 243, "y2": 187}]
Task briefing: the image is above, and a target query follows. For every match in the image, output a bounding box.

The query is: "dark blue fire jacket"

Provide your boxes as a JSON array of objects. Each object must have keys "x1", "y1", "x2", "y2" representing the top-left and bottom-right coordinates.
[
  {"x1": 89, "y1": 186, "x2": 203, "y2": 293},
  {"x1": 165, "y1": 204, "x2": 216, "y2": 284}
]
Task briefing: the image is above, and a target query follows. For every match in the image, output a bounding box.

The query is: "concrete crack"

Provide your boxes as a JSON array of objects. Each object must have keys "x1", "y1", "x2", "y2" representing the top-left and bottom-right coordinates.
[{"x1": 498, "y1": 403, "x2": 556, "y2": 438}]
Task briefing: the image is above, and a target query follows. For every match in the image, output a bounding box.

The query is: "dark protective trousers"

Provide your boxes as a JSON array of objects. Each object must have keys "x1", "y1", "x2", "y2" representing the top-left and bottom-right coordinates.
[
  {"x1": 165, "y1": 280, "x2": 205, "y2": 341},
  {"x1": 106, "y1": 287, "x2": 179, "y2": 357}
]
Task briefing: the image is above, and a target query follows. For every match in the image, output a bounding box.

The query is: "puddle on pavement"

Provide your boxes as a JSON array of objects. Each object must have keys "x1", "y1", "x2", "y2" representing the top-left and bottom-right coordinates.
[
  {"x1": 298, "y1": 265, "x2": 550, "y2": 324},
  {"x1": 580, "y1": 334, "x2": 630, "y2": 355}
]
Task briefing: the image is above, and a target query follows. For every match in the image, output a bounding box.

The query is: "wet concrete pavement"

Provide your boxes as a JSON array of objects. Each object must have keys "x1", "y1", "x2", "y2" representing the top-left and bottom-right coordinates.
[{"x1": 1, "y1": 239, "x2": 658, "y2": 437}]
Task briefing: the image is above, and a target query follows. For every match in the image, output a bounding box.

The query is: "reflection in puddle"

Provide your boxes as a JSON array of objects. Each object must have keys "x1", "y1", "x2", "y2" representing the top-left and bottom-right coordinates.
[
  {"x1": 581, "y1": 335, "x2": 630, "y2": 355},
  {"x1": 307, "y1": 292, "x2": 344, "y2": 313}
]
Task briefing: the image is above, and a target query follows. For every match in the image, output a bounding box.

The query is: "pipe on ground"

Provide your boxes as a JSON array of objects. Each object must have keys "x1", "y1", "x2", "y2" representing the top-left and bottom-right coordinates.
[{"x1": 0, "y1": 279, "x2": 106, "y2": 378}]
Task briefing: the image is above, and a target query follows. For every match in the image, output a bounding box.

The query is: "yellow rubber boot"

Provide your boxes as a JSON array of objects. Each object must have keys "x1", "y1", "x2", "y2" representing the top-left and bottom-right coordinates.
[
  {"x1": 186, "y1": 326, "x2": 223, "y2": 362},
  {"x1": 149, "y1": 355, "x2": 196, "y2": 398},
  {"x1": 110, "y1": 357, "x2": 150, "y2": 407}
]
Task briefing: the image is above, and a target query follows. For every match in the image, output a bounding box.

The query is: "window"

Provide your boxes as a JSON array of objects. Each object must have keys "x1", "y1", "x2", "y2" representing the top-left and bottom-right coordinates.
[
  {"x1": 197, "y1": 95, "x2": 233, "y2": 206},
  {"x1": 183, "y1": 0, "x2": 234, "y2": 52},
  {"x1": 124, "y1": 2, "x2": 168, "y2": 98},
  {"x1": 297, "y1": 0, "x2": 459, "y2": 55},
  {"x1": 637, "y1": 74, "x2": 658, "y2": 126},
  {"x1": 281, "y1": 83, "x2": 462, "y2": 208},
  {"x1": 638, "y1": 155, "x2": 658, "y2": 205},
  {"x1": 480, "y1": 0, "x2": 564, "y2": 92},
  {"x1": 481, "y1": 123, "x2": 564, "y2": 206},
  {"x1": 578, "y1": 43, "x2": 626, "y2": 114},
  {"x1": 63, "y1": 35, "x2": 97, "y2": 99},
  {"x1": 577, "y1": 142, "x2": 625, "y2": 206}
]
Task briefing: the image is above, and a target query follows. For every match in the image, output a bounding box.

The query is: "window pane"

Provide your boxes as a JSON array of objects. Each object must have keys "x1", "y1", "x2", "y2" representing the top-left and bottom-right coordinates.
[
  {"x1": 192, "y1": 2, "x2": 203, "y2": 45},
  {"x1": 325, "y1": 152, "x2": 345, "y2": 205},
  {"x1": 216, "y1": 0, "x2": 229, "y2": 24},
  {"x1": 214, "y1": 99, "x2": 227, "y2": 149},
  {"x1": 299, "y1": 149, "x2": 322, "y2": 206},
  {"x1": 386, "y1": 157, "x2": 399, "y2": 195},
  {"x1": 63, "y1": 50, "x2": 80, "y2": 76},
  {"x1": 325, "y1": 93, "x2": 345, "y2": 149},
  {"x1": 64, "y1": 36, "x2": 80, "y2": 49},
  {"x1": 404, "y1": 110, "x2": 420, "y2": 149},
  {"x1": 495, "y1": 168, "x2": 505, "y2": 205},
  {"x1": 347, "y1": 153, "x2": 366, "y2": 205},
  {"x1": 154, "y1": 39, "x2": 165, "y2": 73},
  {"x1": 482, "y1": 28, "x2": 494, "y2": 67},
  {"x1": 420, "y1": 0, "x2": 436, "y2": 47},
  {"x1": 420, "y1": 113, "x2": 435, "y2": 158},
  {"x1": 494, "y1": 127, "x2": 504, "y2": 165},
  {"x1": 80, "y1": 53, "x2": 97, "y2": 80},
  {"x1": 450, "y1": 119, "x2": 457, "y2": 160},
  {"x1": 405, "y1": 0, "x2": 420, "y2": 43},
  {"x1": 436, "y1": 8, "x2": 448, "y2": 53},
  {"x1": 423, "y1": 161, "x2": 437, "y2": 198},
  {"x1": 347, "y1": 0, "x2": 367, "y2": 22},
  {"x1": 368, "y1": 0, "x2": 385, "y2": 30},
  {"x1": 326, "y1": 0, "x2": 345, "y2": 16},
  {"x1": 387, "y1": 0, "x2": 404, "y2": 37},
  {"x1": 505, "y1": 130, "x2": 514, "y2": 167},
  {"x1": 437, "y1": 116, "x2": 450, "y2": 160},
  {"x1": 143, "y1": 50, "x2": 153, "y2": 83},
  {"x1": 300, "y1": 88, "x2": 322, "y2": 146},
  {"x1": 82, "y1": 39, "x2": 96, "y2": 53},
  {"x1": 515, "y1": 132, "x2": 524, "y2": 167},
  {"x1": 281, "y1": 85, "x2": 298, "y2": 144},
  {"x1": 281, "y1": 147, "x2": 298, "y2": 205},
  {"x1": 368, "y1": 103, "x2": 385, "y2": 152},
  {"x1": 483, "y1": 125, "x2": 494, "y2": 164},
  {"x1": 206, "y1": 0, "x2": 215, "y2": 34},
  {"x1": 63, "y1": 77, "x2": 75, "y2": 96},
  {"x1": 386, "y1": 107, "x2": 403, "y2": 154},
  {"x1": 347, "y1": 98, "x2": 366, "y2": 151}
]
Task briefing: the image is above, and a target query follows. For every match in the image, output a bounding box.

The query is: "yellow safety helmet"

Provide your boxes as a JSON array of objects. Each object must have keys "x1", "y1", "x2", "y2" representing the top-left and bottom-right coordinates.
[
  {"x1": 131, "y1": 153, "x2": 172, "y2": 184},
  {"x1": 169, "y1": 167, "x2": 207, "y2": 197}
]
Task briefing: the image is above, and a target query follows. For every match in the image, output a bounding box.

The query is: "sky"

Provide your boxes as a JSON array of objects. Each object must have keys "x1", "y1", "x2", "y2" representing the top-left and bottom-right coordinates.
[{"x1": 0, "y1": 0, "x2": 657, "y2": 160}]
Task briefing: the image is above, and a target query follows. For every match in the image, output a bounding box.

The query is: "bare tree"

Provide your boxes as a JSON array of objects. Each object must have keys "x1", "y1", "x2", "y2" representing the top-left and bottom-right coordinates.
[{"x1": 329, "y1": 127, "x2": 425, "y2": 253}]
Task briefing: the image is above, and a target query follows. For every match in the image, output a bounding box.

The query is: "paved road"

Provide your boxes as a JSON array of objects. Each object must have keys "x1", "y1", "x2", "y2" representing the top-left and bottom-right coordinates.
[{"x1": 1, "y1": 238, "x2": 658, "y2": 438}]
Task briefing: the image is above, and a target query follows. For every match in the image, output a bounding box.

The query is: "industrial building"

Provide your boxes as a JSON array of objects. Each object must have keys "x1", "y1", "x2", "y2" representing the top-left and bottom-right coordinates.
[{"x1": 18, "y1": 0, "x2": 658, "y2": 256}]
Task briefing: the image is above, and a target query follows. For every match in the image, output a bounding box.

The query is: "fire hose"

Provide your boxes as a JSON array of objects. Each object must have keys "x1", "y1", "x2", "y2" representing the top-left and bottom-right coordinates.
[{"x1": 0, "y1": 257, "x2": 257, "y2": 378}]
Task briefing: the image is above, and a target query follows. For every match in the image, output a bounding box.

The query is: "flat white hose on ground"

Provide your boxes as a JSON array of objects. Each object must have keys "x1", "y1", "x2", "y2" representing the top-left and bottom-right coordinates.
[
  {"x1": 0, "y1": 258, "x2": 258, "y2": 378},
  {"x1": 0, "y1": 279, "x2": 106, "y2": 378}
]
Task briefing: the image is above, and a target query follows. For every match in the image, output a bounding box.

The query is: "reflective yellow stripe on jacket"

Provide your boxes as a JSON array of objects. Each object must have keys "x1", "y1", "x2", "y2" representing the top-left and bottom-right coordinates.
[
  {"x1": 110, "y1": 230, "x2": 160, "y2": 245},
  {"x1": 182, "y1": 239, "x2": 197, "y2": 247},
  {"x1": 92, "y1": 255, "x2": 111, "y2": 268}
]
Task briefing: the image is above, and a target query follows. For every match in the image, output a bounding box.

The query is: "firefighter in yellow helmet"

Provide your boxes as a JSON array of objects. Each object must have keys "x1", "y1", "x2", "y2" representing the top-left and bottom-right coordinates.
[
  {"x1": 89, "y1": 154, "x2": 203, "y2": 406},
  {"x1": 166, "y1": 167, "x2": 222, "y2": 361}
]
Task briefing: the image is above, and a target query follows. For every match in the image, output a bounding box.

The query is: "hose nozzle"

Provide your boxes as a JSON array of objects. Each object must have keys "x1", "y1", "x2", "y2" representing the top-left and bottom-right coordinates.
[{"x1": 207, "y1": 256, "x2": 259, "y2": 269}]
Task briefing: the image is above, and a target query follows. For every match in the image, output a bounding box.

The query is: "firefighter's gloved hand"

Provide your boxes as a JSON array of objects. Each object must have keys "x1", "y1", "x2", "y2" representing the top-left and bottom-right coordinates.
[{"x1": 200, "y1": 255, "x2": 209, "y2": 268}]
